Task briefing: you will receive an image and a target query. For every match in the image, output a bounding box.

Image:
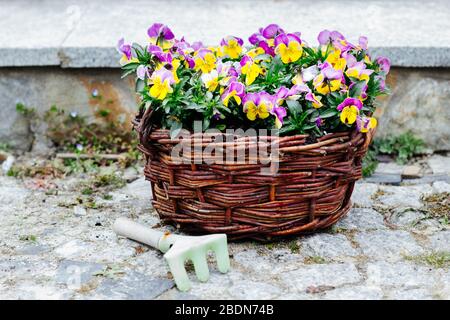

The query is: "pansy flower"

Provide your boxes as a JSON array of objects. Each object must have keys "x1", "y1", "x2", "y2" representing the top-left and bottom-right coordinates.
[
  {"x1": 117, "y1": 38, "x2": 138, "y2": 65},
  {"x1": 148, "y1": 68, "x2": 175, "y2": 100},
  {"x1": 315, "y1": 116, "x2": 323, "y2": 127},
  {"x1": 136, "y1": 65, "x2": 150, "y2": 80},
  {"x1": 274, "y1": 33, "x2": 303, "y2": 64},
  {"x1": 243, "y1": 92, "x2": 272, "y2": 121},
  {"x1": 201, "y1": 70, "x2": 220, "y2": 92},
  {"x1": 325, "y1": 49, "x2": 346, "y2": 71},
  {"x1": 376, "y1": 56, "x2": 391, "y2": 74},
  {"x1": 317, "y1": 30, "x2": 344, "y2": 46},
  {"x1": 337, "y1": 97, "x2": 363, "y2": 125},
  {"x1": 148, "y1": 44, "x2": 172, "y2": 65},
  {"x1": 170, "y1": 58, "x2": 181, "y2": 83},
  {"x1": 358, "y1": 36, "x2": 368, "y2": 51},
  {"x1": 221, "y1": 81, "x2": 245, "y2": 106},
  {"x1": 313, "y1": 63, "x2": 343, "y2": 95},
  {"x1": 173, "y1": 39, "x2": 195, "y2": 68},
  {"x1": 345, "y1": 61, "x2": 374, "y2": 82},
  {"x1": 194, "y1": 49, "x2": 217, "y2": 73},
  {"x1": 356, "y1": 116, "x2": 377, "y2": 132},
  {"x1": 272, "y1": 105, "x2": 287, "y2": 129},
  {"x1": 249, "y1": 24, "x2": 284, "y2": 56},
  {"x1": 348, "y1": 82, "x2": 368, "y2": 101},
  {"x1": 246, "y1": 47, "x2": 266, "y2": 59},
  {"x1": 147, "y1": 23, "x2": 175, "y2": 49},
  {"x1": 221, "y1": 36, "x2": 244, "y2": 59},
  {"x1": 240, "y1": 55, "x2": 263, "y2": 85},
  {"x1": 318, "y1": 30, "x2": 355, "y2": 53},
  {"x1": 216, "y1": 61, "x2": 235, "y2": 86},
  {"x1": 306, "y1": 92, "x2": 323, "y2": 108},
  {"x1": 300, "y1": 65, "x2": 319, "y2": 82},
  {"x1": 375, "y1": 75, "x2": 386, "y2": 92},
  {"x1": 275, "y1": 84, "x2": 309, "y2": 103}
]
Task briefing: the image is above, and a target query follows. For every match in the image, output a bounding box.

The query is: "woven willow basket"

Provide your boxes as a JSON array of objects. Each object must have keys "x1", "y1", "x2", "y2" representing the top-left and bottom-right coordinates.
[{"x1": 133, "y1": 107, "x2": 374, "y2": 240}]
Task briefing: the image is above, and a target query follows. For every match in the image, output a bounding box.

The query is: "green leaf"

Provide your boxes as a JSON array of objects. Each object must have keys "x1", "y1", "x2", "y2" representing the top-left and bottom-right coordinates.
[
  {"x1": 203, "y1": 118, "x2": 210, "y2": 130},
  {"x1": 349, "y1": 80, "x2": 366, "y2": 98},
  {"x1": 216, "y1": 124, "x2": 226, "y2": 131},
  {"x1": 170, "y1": 121, "x2": 183, "y2": 140},
  {"x1": 319, "y1": 109, "x2": 338, "y2": 119},
  {"x1": 135, "y1": 79, "x2": 145, "y2": 92},
  {"x1": 302, "y1": 123, "x2": 317, "y2": 130},
  {"x1": 286, "y1": 100, "x2": 302, "y2": 115}
]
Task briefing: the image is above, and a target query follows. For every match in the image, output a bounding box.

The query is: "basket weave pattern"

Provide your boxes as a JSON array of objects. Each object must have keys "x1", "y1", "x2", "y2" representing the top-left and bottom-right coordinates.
[{"x1": 134, "y1": 109, "x2": 373, "y2": 240}]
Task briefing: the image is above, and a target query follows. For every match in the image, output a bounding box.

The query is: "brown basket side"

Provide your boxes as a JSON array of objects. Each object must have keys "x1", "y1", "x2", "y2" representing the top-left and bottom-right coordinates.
[{"x1": 133, "y1": 110, "x2": 373, "y2": 240}]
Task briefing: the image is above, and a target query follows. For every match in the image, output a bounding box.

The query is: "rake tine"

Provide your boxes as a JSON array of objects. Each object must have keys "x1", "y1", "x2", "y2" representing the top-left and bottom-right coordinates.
[
  {"x1": 165, "y1": 255, "x2": 191, "y2": 292},
  {"x1": 210, "y1": 235, "x2": 230, "y2": 273},
  {"x1": 191, "y1": 250, "x2": 210, "y2": 282}
]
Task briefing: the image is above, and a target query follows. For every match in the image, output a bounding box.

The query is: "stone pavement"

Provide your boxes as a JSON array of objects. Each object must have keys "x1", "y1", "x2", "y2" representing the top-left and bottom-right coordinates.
[{"x1": 0, "y1": 157, "x2": 449, "y2": 300}]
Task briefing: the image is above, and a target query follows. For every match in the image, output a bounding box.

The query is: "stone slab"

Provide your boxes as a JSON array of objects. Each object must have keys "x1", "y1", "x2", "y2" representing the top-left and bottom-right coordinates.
[
  {"x1": 300, "y1": 233, "x2": 359, "y2": 259},
  {"x1": 0, "y1": 0, "x2": 449, "y2": 68},
  {"x1": 428, "y1": 155, "x2": 450, "y2": 175},
  {"x1": 429, "y1": 231, "x2": 450, "y2": 252},
  {"x1": 94, "y1": 271, "x2": 173, "y2": 300},
  {"x1": 355, "y1": 230, "x2": 424, "y2": 261},
  {"x1": 281, "y1": 263, "x2": 362, "y2": 292},
  {"x1": 55, "y1": 260, "x2": 104, "y2": 288},
  {"x1": 364, "y1": 174, "x2": 402, "y2": 185},
  {"x1": 366, "y1": 261, "x2": 437, "y2": 289},
  {"x1": 336, "y1": 208, "x2": 386, "y2": 231},
  {"x1": 323, "y1": 285, "x2": 384, "y2": 300},
  {"x1": 351, "y1": 183, "x2": 379, "y2": 208}
]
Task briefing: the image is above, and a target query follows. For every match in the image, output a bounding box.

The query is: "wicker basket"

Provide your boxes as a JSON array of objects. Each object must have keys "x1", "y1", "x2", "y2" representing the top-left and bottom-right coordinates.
[{"x1": 133, "y1": 107, "x2": 374, "y2": 240}]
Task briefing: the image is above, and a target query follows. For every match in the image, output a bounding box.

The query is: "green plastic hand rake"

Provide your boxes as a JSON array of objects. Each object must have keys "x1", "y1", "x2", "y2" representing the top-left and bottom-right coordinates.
[{"x1": 113, "y1": 217, "x2": 230, "y2": 291}]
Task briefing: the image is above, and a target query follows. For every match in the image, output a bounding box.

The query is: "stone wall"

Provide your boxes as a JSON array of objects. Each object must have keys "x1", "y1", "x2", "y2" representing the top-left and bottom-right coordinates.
[
  {"x1": 0, "y1": 67, "x2": 138, "y2": 152},
  {"x1": 0, "y1": 67, "x2": 449, "y2": 152},
  {"x1": 376, "y1": 68, "x2": 450, "y2": 150}
]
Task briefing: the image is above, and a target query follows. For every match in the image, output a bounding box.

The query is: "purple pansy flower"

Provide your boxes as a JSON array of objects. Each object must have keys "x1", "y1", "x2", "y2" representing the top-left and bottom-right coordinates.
[
  {"x1": 301, "y1": 65, "x2": 320, "y2": 82},
  {"x1": 272, "y1": 105, "x2": 287, "y2": 128},
  {"x1": 356, "y1": 116, "x2": 377, "y2": 133},
  {"x1": 221, "y1": 81, "x2": 245, "y2": 106},
  {"x1": 317, "y1": 30, "x2": 344, "y2": 45},
  {"x1": 248, "y1": 24, "x2": 284, "y2": 56},
  {"x1": 345, "y1": 61, "x2": 374, "y2": 82},
  {"x1": 172, "y1": 40, "x2": 195, "y2": 68},
  {"x1": 117, "y1": 38, "x2": 135, "y2": 65},
  {"x1": 376, "y1": 56, "x2": 391, "y2": 74},
  {"x1": 305, "y1": 92, "x2": 323, "y2": 108},
  {"x1": 191, "y1": 41, "x2": 204, "y2": 51},
  {"x1": 358, "y1": 36, "x2": 368, "y2": 50},
  {"x1": 274, "y1": 33, "x2": 302, "y2": 47},
  {"x1": 348, "y1": 82, "x2": 368, "y2": 100},
  {"x1": 337, "y1": 97, "x2": 363, "y2": 111},
  {"x1": 221, "y1": 36, "x2": 244, "y2": 60},
  {"x1": 315, "y1": 116, "x2": 323, "y2": 127},
  {"x1": 117, "y1": 38, "x2": 132, "y2": 60},
  {"x1": 220, "y1": 36, "x2": 244, "y2": 47},
  {"x1": 147, "y1": 23, "x2": 175, "y2": 40},
  {"x1": 375, "y1": 75, "x2": 386, "y2": 91},
  {"x1": 320, "y1": 62, "x2": 343, "y2": 80},
  {"x1": 275, "y1": 84, "x2": 310, "y2": 103},
  {"x1": 262, "y1": 24, "x2": 285, "y2": 39},
  {"x1": 148, "y1": 44, "x2": 172, "y2": 64},
  {"x1": 136, "y1": 65, "x2": 149, "y2": 80}
]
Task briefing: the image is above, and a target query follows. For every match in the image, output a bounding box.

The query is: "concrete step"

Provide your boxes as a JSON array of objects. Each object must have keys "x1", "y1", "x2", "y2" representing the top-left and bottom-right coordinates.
[{"x1": 1, "y1": 0, "x2": 449, "y2": 68}]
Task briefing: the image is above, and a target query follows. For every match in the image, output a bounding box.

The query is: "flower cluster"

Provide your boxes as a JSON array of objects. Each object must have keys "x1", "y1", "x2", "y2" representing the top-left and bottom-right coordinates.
[{"x1": 119, "y1": 23, "x2": 390, "y2": 137}]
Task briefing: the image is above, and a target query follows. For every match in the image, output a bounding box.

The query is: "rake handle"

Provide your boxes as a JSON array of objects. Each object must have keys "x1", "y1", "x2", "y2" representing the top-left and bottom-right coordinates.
[{"x1": 113, "y1": 218, "x2": 164, "y2": 251}]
